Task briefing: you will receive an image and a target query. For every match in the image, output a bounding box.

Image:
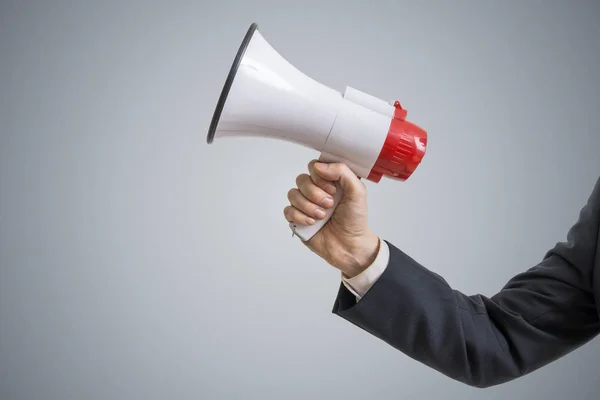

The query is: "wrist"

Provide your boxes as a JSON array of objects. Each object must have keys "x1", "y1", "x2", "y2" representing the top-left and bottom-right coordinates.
[{"x1": 342, "y1": 231, "x2": 380, "y2": 278}]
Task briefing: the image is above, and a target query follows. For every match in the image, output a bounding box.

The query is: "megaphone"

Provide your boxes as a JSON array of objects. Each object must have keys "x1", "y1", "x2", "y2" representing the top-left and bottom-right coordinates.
[{"x1": 207, "y1": 23, "x2": 427, "y2": 242}]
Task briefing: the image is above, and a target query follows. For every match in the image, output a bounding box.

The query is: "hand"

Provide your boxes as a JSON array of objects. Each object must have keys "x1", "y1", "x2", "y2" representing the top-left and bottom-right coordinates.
[{"x1": 284, "y1": 160, "x2": 380, "y2": 278}]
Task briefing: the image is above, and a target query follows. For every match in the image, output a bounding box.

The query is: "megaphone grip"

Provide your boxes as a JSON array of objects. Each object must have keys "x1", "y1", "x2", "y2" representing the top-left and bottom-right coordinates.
[{"x1": 289, "y1": 182, "x2": 343, "y2": 242}]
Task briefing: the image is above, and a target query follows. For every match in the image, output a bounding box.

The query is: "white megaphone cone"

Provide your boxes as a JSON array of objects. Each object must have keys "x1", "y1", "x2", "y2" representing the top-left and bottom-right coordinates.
[{"x1": 208, "y1": 22, "x2": 428, "y2": 242}]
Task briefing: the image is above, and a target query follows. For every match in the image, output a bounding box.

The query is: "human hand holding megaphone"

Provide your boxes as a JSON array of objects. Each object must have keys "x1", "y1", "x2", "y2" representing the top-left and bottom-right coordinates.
[
  {"x1": 207, "y1": 22, "x2": 427, "y2": 275},
  {"x1": 284, "y1": 159, "x2": 381, "y2": 278}
]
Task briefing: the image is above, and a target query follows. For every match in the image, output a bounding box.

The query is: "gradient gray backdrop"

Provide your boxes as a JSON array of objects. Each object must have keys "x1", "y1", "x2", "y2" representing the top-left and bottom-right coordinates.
[{"x1": 2, "y1": 1, "x2": 600, "y2": 399}]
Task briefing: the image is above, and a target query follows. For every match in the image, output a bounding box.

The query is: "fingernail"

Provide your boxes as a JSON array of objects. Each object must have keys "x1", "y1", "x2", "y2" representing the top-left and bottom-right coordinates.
[
  {"x1": 315, "y1": 208, "x2": 326, "y2": 218},
  {"x1": 321, "y1": 196, "x2": 334, "y2": 208},
  {"x1": 316, "y1": 162, "x2": 328, "y2": 170},
  {"x1": 325, "y1": 184, "x2": 336, "y2": 194},
  {"x1": 306, "y1": 217, "x2": 316, "y2": 225}
]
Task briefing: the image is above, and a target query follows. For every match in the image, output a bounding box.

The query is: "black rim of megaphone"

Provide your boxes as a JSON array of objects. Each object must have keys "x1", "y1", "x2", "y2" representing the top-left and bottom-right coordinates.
[{"x1": 207, "y1": 22, "x2": 259, "y2": 144}]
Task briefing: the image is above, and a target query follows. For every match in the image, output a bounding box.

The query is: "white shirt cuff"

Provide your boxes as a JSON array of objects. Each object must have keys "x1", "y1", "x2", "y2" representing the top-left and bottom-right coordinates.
[{"x1": 341, "y1": 238, "x2": 390, "y2": 301}]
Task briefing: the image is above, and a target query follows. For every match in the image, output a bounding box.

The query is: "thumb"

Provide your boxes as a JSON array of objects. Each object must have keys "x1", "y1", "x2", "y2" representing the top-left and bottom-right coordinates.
[{"x1": 314, "y1": 162, "x2": 364, "y2": 197}]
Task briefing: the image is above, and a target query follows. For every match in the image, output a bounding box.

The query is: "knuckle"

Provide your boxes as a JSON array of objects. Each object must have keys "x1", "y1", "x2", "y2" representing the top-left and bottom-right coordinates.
[
  {"x1": 285, "y1": 206, "x2": 299, "y2": 222},
  {"x1": 300, "y1": 176, "x2": 318, "y2": 195},
  {"x1": 295, "y1": 173, "x2": 309, "y2": 186},
  {"x1": 287, "y1": 188, "x2": 297, "y2": 201}
]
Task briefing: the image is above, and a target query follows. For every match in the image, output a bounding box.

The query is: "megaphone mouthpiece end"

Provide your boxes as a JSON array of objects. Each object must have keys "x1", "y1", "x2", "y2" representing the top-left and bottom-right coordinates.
[{"x1": 207, "y1": 22, "x2": 259, "y2": 145}]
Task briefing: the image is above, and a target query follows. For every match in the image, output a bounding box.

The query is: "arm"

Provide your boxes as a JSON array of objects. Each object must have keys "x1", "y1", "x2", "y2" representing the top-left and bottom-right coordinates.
[{"x1": 332, "y1": 177, "x2": 600, "y2": 388}]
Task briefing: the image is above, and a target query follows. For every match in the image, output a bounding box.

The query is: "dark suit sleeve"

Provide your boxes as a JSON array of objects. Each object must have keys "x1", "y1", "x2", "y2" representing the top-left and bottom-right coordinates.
[{"x1": 332, "y1": 177, "x2": 600, "y2": 388}]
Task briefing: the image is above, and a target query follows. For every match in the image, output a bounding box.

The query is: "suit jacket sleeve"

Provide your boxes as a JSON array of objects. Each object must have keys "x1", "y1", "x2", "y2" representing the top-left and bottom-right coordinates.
[{"x1": 332, "y1": 177, "x2": 600, "y2": 388}]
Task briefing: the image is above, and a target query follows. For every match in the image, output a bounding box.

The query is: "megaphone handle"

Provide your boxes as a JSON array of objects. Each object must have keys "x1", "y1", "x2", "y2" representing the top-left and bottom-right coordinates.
[{"x1": 289, "y1": 182, "x2": 344, "y2": 242}]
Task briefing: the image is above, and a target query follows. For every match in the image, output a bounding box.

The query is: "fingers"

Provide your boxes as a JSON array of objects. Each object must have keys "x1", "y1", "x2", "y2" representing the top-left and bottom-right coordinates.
[
  {"x1": 284, "y1": 159, "x2": 364, "y2": 227},
  {"x1": 307, "y1": 160, "x2": 337, "y2": 196},
  {"x1": 286, "y1": 187, "x2": 329, "y2": 223},
  {"x1": 312, "y1": 161, "x2": 364, "y2": 196},
  {"x1": 295, "y1": 174, "x2": 335, "y2": 208},
  {"x1": 284, "y1": 167, "x2": 337, "y2": 226},
  {"x1": 283, "y1": 204, "x2": 316, "y2": 226}
]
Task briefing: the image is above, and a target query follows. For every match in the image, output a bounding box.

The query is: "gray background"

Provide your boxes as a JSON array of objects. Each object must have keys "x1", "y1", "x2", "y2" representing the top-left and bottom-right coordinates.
[{"x1": 1, "y1": 1, "x2": 600, "y2": 399}]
